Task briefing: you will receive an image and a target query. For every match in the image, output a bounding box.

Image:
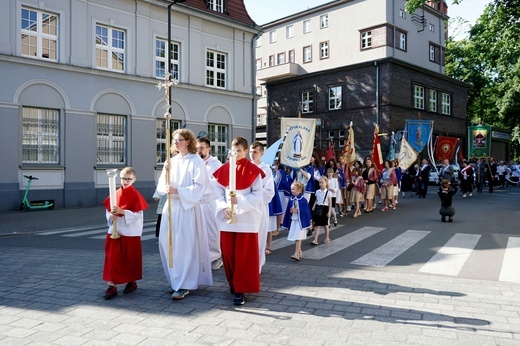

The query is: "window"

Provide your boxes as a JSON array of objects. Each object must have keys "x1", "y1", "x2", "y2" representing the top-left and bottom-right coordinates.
[
  {"x1": 400, "y1": 9, "x2": 406, "y2": 19},
  {"x1": 429, "y1": 89, "x2": 437, "y2": 112},
  {"x1": 155, "y1": 39, "x2": 179, "y2": 79},
  {"x1": 255, "y1": 58, "x2": 261, "y2": 70},
  {"x1": 320, "y1": 41, "x2": 329, "y2": 59},
  {"x1": 256, "y1": 86, "x2": 262, "y2": 96},
  {"x1": 414, "y1": 85, "x2": 424, "y2": 109},
  {"x1": 301, "y1": 90, "x2": 314, "y2": 114},
  {"x1": 277, "y1": 52, "x2": 285, "y2": 65},
  {"x1": 361, "y1": 31, "x2": 372, "y2": 49},
  {"x1": 303, "y1": 19, "x2": 311, "y2": 33},
  {"x1": 303, "y1": 46, "x2": 312, "y2": 63},
  {"x1": 255, "y1": 36, "x2": 262, "y2": 47},
  {"x1": 156, "y1": 119, "x2": 181, "y2": 165},
  {"x1": 207, "y1": 0, "x2": 225, "y2": 13},
  {"x1": 96, "y1": 114, "x2": 126, "y2": 165},
  {"x1": 21, "y1": 7, "x2": 58, "y2": 61},
  {"x1": 96, "y1": 24, "x2": 125, "y2": 71},
  {"x1": 429, "y1": 24, "x2": 435, "y2": 32},
  {"x1": 206, "y1": 50, "x2": 226, "y2": 88},
  {"x1": 22, "y1": 107, "x2": 59, "y2": 164},
  {"x1": 288, "y1": 50, "x2": 295, "y2": 63},
  {"x1": 339, "y1": 130, "x2": 345, "y2": 138},
  {"x1": 320, "y1": 14, "x2": 329, "y2": 28},
  {"x1": 328, "y1": 85, "x2": 342, "y2": 110},
  {"x1": 328, "y1": 131, "x2": 334, "y2": 139},
  {"x1": 442, "y1": 93, "x2": 451, "y2": 115},
  {"x1": 208, "y1": 124, "x2": 228, "y2": 163},
  {"x1": 269, "y1": 30, "x2": 277, "y2": 43},
  {"x1": 269, "y1": 55, "x2": 275, "y2": 67},
  {"x1": 286, "y1": 25, "x2": 293, "y2": 38},
  {"x1": 429, "y1": 44, "x2": 436, "y2": 62},
  {"x1": 399, "y1": 33, "x2": 406, "y2": 50},
  {"x1": 339, "y1": 139, "x2": 346, "y2": 147}
]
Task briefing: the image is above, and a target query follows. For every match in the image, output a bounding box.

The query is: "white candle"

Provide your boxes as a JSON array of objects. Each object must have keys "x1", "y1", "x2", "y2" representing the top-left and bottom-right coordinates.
[
  {"x1": 106, "y1": 169, "x2": 118, "y2": 208},
  {"x1": 229, "y1": 149, "x2": 236, "y2": 191}
]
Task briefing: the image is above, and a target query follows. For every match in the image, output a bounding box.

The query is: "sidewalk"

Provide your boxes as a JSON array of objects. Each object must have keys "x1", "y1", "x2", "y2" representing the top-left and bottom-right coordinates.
[{"x1": 0, "y1": 204, "x2": 158, "y2": 236}]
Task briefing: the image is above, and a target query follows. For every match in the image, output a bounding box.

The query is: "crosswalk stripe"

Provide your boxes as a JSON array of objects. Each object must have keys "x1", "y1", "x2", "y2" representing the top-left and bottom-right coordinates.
[
  {"x1": 419, "y1": 233, "x2": 481, "y2": 276},
  {"x1": 270, "y1": 224, "x2": 345, "y2": 251},
  {"x1": 303, "y1": 226, "x2": 385, "y2": 260},
  {"x1": 499, "y1": 237, "x2": 520, "y2": 283},
  {"x1": 63, "y1": 229, "x2": 108, "y2": 237},
  {"x1": 351, "y1": 230, "x2": 430, "y2": 267}
]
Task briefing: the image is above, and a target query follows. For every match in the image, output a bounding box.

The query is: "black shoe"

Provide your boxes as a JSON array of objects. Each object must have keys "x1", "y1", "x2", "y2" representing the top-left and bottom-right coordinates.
[
  {"x1": 441, "y1": 217, "x2": 446, "y2": 222},
  {"x1": 448, "y1": 217, "x2": 453, "y2": 222},
  {"x1": 233, "y1": 293, "x2": 245, "y2": 306},
  {"x1": 104, "y1": 285, "x2": 117, "y2": 300},
  {"x1": 229, "y1": 286, "x2": 235, "y2": 294},
  {"x1": 307, "y1": 229, "x2": 314, "y2": 236}
]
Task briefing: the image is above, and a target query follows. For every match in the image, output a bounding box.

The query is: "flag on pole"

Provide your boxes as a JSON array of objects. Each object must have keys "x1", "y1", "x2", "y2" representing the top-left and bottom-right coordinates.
[
  {"x1": 371, "y1": 124, "x2": 383, "y2": 171},
  {"x1": 398, "y1": 136, "x2": 418, "y2": 170},
  {"x1": 279, "y1": 117, "x2": 316, "y2": 169},
  {"x1": 343, "y1": 121, "x2": 356, "y2": 165},
  {"x1": 434, "y1": 136, "x2": 458, "y2": 162},
  {"x1": 325, "y1": 139, "x2": 335, "y2": 162}
]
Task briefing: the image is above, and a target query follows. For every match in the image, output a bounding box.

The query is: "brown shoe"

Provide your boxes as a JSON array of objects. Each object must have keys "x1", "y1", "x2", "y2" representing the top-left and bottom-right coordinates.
[
  {"x1": 104, "y1": 285, "x2": 117, "y2": 300},
  {"x1": 123, "y1": 281, "x2": 137, "y2": 294}
]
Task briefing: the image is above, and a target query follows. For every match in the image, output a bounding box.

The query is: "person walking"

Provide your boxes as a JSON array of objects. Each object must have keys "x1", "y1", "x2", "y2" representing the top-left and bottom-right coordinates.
[
  {"x1": 282, "y1": 181, "x2": 311, "y2": 261},
  {"x1": 310, "y1": 176, "x2": 332, "y2": 245},
  {"x1": 459, "y1": 160, "x2": 474, "y2": 197}
]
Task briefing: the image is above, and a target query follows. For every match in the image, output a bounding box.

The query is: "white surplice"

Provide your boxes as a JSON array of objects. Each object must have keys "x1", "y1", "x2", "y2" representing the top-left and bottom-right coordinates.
[
  {"x1": 256, "y1": 162, "x2": 275, "y2": 272},
  {"x1": 157, "y1": 152, "x2": 213, "y2": 291}
]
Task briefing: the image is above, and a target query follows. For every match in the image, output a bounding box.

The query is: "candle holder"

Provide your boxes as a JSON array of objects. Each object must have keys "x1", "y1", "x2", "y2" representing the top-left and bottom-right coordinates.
[
  {"x1": 227, "y1": 191, "x2": 238, "y2": 224},
  {"x1": 106, "y1": 169, "x2": 121, "y2": 239}
]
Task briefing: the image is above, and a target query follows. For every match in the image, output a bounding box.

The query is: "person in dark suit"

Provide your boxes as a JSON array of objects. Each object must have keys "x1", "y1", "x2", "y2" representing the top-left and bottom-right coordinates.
[
  {"x1": 486, "y1": 157, "x2": 498, "y2": 193},
  {"x1": 417, "y1": 159, "x2": 431, "y2": 198}
]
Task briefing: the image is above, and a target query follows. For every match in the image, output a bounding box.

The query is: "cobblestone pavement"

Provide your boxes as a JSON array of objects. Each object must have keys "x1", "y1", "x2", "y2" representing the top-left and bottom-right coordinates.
[{"x1": 1, "y1": 242, "x2": 520, "y2": 345}]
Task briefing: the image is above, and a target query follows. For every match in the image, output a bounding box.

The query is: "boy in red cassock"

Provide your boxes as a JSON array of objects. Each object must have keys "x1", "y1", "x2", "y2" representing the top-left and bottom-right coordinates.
[
  {"x1": 102, "y1": 167, "x2": 149, "y2": 299},
  {"x1": 213, "y1": 136, "x2": 265, "y2": 306}
]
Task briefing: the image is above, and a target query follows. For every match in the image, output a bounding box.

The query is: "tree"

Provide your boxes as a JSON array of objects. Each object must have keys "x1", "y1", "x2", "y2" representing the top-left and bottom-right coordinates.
[{"x1": 405, "y1": 0, "x2": 463, "y2": 14}]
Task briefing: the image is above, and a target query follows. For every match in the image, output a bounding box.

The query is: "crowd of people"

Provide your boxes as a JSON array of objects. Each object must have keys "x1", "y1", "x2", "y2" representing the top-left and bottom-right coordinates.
[{"x1": 100, "y1": 129, "x2": 519, "y2": 306}]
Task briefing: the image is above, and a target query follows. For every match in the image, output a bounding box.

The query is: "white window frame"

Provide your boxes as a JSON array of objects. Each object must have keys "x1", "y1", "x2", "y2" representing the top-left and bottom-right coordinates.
[
  {"x1": 361, "y1": 31, "x2": 372, "y2": 49},
  {"x1": 255, "y1": 36, "x2": 262, "y2": 47},
  {"x1": 21, "y1": 7, "x2": 59, "y2": 61},
  {"x1": 303, "y1": 19, "x2": 311, "y2": 34},
  {"x1": 22, "y1": 107, "x2": 60, "y2": 164},
  {"x1": 442, "y1": 93, "x2": 451, "y2": 115},
  {"x1": 95, "y1": 24, "x2": 125, "y2": 72},
  {"x1": 328, "y1": 130, "x2": 335, "y2": 139},
  {"x1": 320, "y1": 14, "x2": 329, "y2": 29},
  {"x1": 399, "y1": 33, "x2": 406, "y2": 50},
  {"x1": 269, "y1": 55, "x2": 275, "y2": 67},
  {"x1": 269, "y1": 30, "x2": 277, "y2": 43},
  {"x1": 206, "y1": 50, "x2": 226, "y2": 89},
  {"x1": 288, "y1": 49, "x2": 295, "y2": 63},
  {"x1": 429, "y1": 23, "x2": 435, "y2": 32},
  {"x1": 414, "y1": 85, "x2": 425, "y2": 110},
  {"x1": 303, "y1": 45, "x2": 312, "y2": 63},
  {"x1": 301, "y1": 90, "x2": 314, "y2": 114},
  {"x1": 154, "y1": 38, "x2": 179, "y2": 80},
  {"x1": 207, "y1": 0, "x2": 224, "y2": 13},
  {"x1": 328, "y1": 85, "x2": 342, "y2": 110},
  {"x1": 400, "y1": 9, "x2": 406, "y2": 19},
  {"x1": 156, "y1": 119, "x2": 181, "y2": 165},
  {"x1": 277, "y1": 52, "x2": 285, "y2": 65},
  {"x1": 339, "y1": 130, "x2": 345, "y2": 138},
  {"x1": 429, "y1": 45, "x2": 436, "y2": 62},
  {"x1": 208, "y1": 124, "x2": 228, "y2": 163},
  {"x1": 96, "y1": 114, "x2": 126, "y2": 165},
  {"x1": 339, "y1": 139, "x2": 346, "y2": 148},
  {"x1": 286, "y1": 25, "x2": 294, "y2": 39},
  {"x1": 320, "y1": 41, "x2": 329, "y2": 59},
  {"x1": 255, "y1": 58, "x2": 261, "y2": 70},
  {"x1": 429, "y1": 89, "x2": 437, "y2": 112}
]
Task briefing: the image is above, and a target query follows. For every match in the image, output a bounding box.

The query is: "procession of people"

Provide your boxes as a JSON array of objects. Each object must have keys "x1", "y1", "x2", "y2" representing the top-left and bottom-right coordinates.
[{"x1": 102, "y1": 127, "x2": 518, "y2": 306}]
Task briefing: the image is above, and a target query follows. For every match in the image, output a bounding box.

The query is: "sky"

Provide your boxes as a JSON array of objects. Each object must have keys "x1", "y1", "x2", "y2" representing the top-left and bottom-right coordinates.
[{"x1": 244, "y1": 0, "x2": 491, "y2": 38}]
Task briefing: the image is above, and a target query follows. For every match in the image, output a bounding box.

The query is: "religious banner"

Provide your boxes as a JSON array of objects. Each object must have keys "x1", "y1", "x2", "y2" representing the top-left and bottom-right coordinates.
[
  {"x1": 371, "y1": 124, "x2": 383, "y2": 171},
  {"x1": 343, "y1": 121, "x2": 356, "y2": 165},
  {"x1": 434, "y1": 136, "x2": 458, "y2": 162},
  {"x1": 325, "y1": 139, "x2": 334, "y2": 162},
  {"x1": 468, "y1": 125, "x2": 491, "y2": 158},
  {"x1": 398, "y1": 136, "x2": 418, "y2": 170},
  {"x1": 405, "y1": 120, "x2": 433, "y2": 154},
  {"x1": 279, "y1": 117, "x2": 316, "y2": 168}
]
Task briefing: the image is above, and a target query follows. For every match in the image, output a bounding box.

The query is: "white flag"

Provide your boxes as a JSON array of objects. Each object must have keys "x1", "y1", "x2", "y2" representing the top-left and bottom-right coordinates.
[
  {"x1": 398, "y1": 136, "x2": 418, "y2": 171},
  {"x1": 280, "y1": 117, "x2": 316, "y2": 169}
]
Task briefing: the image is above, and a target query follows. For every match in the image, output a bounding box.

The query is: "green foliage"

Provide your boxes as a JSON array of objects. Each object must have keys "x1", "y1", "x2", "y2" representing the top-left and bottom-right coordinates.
[{"x1": 405, "y1": 0, "x2": 462, "y2": 14}]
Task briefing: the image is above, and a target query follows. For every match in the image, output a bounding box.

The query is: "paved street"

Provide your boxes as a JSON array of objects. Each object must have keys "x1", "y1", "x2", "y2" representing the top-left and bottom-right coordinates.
[{"x1": 1, "y1": 187, "x2": 520, "y2": 345}]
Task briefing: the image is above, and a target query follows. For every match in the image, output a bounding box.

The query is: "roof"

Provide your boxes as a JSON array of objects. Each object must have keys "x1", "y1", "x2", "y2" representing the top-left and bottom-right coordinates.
[{"x1": 180, "y1": 0, "x2": 257, "y2": 27}]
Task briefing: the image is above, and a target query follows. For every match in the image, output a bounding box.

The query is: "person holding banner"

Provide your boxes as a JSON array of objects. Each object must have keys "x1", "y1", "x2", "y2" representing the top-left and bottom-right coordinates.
[
  {"x1": 362, "y1": 157, "x2": 380, "y2": 212},
  {"x1": 213, "y1": 136, "x2": 265, "y2": 306}
]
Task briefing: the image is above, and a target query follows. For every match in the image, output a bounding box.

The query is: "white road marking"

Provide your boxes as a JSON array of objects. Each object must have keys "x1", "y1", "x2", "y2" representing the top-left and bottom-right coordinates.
[{"x1": 499, "y1": 237, "x2": 520, "y2": 283}]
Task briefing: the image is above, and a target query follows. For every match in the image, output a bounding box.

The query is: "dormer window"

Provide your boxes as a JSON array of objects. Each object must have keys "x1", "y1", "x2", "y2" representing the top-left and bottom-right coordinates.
[{"x1": 206, "y1": 0, "x2": 226, "y2": 13}]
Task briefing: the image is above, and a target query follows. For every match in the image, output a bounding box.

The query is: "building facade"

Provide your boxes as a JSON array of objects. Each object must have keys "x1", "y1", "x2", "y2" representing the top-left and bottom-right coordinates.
[
  {"x1": 0, "y1": 0, "x2": 259, "y2": 211},
  {"x1": 255, "y1": 0, "x2": 468, "y2": 161}
]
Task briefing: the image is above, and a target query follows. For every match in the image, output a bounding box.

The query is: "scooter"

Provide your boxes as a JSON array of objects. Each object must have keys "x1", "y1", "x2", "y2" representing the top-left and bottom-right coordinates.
[{"x1": 19, "y1": 175, "x2": 54, "y2": 211}]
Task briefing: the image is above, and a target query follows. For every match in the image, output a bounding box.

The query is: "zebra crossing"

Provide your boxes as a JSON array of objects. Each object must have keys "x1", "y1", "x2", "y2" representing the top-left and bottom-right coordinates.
[{"x1": 38, "y1": 222, "x2": 520, "y2": 284}]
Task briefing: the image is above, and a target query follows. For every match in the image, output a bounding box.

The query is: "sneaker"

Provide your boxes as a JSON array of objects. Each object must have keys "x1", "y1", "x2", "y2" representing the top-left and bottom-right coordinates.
[
  {"x1": 346, "y1": 206, "x2": 351, "y2": 212},
  {"x1": 171, "y1": 289, "x2": 189, "y2": 300},
  {"x1": 211, "y1": 258, "x2": 223, "y2": 271},
  {"x1": 233, "y1": 293, "x2": 245, "y2": 306},
  {"x1": 381, "y1": 207, "x2": 388, "y2": 211},
  {"x1": 104, "y1": 285, "x2": 117, "y2": 300},
  {"x1": 469, "y1": 193, "x2": 473, "y2": 197},
  {"x1": 463, "y1": 194, "x2": 466, "y2": 198},
  {"x1": 123, "y1": 281, "x2": 137, "y2": 294}
]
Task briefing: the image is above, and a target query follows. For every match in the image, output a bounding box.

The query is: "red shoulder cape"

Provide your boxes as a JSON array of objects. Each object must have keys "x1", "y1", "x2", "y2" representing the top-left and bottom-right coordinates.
[
  {"x1": 103, "y1": 185, "x2": 149, "y2": 213},
  {"x1": 213, "y1": 157, "x2": 266, "y2": 190}
]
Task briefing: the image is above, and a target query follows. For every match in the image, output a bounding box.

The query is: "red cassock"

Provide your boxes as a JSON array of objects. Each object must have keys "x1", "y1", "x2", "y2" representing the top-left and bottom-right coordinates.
[
  {"x1": 102, "y1": 185, "x2": 149, "y2": 285},
  {"x1": 213, "y1": 158, "x2": 265, "y2": 293}
]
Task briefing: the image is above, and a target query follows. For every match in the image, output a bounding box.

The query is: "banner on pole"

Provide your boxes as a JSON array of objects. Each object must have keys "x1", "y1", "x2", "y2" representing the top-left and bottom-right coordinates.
[
  {"x1": 468, "y1": 125, "x2": 491, "y2": 158},
  {"x1": 434, "y1": 136, "x2": 458, "y2": 162},
  {"x1": 405, "y1": 120, "x2": 433, "y2": 154},
  {"x1": 279, "y1": 117, "x2": 316, "y2": 169}
]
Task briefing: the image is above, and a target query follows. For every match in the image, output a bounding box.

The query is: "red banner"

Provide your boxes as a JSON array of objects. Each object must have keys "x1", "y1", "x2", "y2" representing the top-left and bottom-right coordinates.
[
  {"x1": 325, "y1": 139, "x2": 335, "y2": 162},
  {"x1": 371, "y1": 125, "x2": 383, "y2": 171},
  {"x1": 435, "y1": 136, "x2": 458, "y2": 162}
]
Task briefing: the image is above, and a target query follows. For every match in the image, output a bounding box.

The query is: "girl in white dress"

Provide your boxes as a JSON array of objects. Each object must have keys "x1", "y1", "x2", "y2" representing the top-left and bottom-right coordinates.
[{"x1": 282, "y1": 182, "x2": 311, "y2": 261}]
